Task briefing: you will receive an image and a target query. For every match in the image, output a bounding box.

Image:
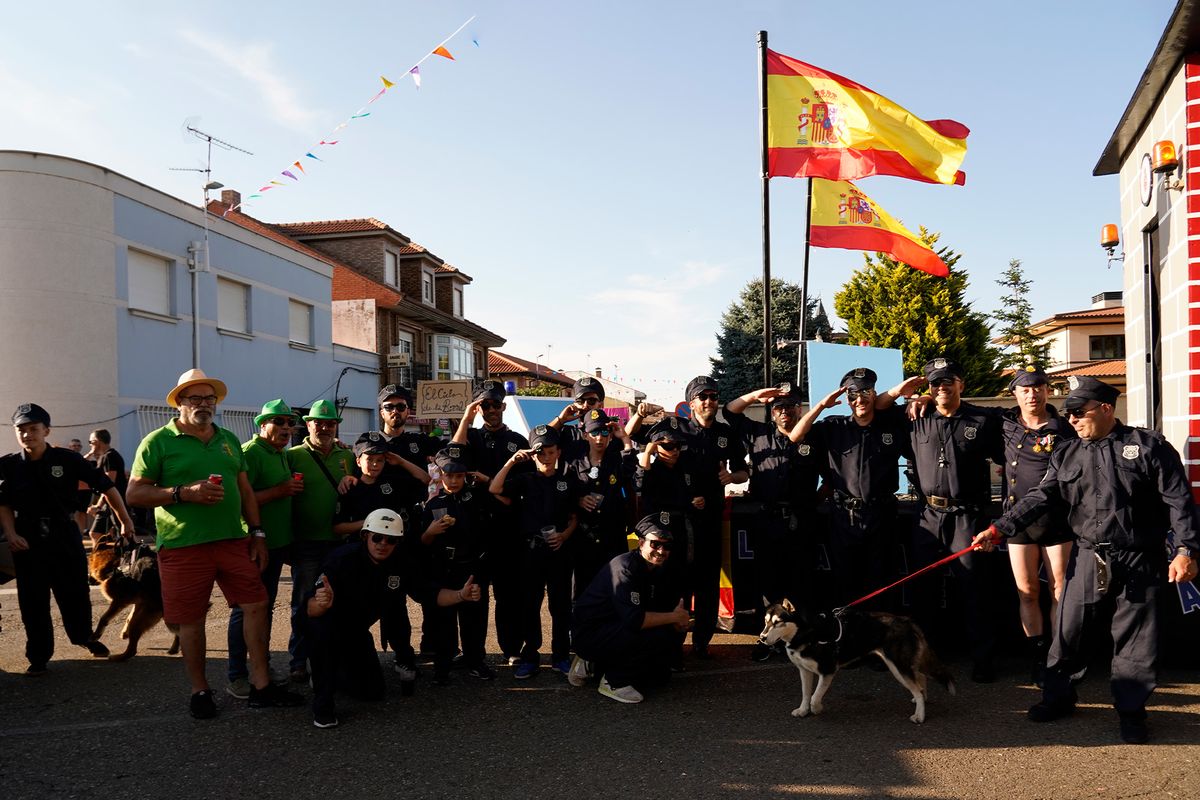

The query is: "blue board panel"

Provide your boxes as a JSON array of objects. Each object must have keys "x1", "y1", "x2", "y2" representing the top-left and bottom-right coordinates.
[{"x1": 805, "y1": 341, "x2": 904, "y2": 419}]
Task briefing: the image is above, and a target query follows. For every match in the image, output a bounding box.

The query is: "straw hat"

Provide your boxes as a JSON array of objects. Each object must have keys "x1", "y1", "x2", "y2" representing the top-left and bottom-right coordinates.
[{"x1": 166, "y1": 368, "x2": 228, "y2": 408}]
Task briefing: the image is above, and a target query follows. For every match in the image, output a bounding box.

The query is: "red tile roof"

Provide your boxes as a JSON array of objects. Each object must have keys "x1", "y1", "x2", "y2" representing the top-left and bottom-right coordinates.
[
  {"x1": 1030, "y1": 306, "x2": 1124, "y2": 333},
  {"x1": 274, "y1": 218, "x2": 395, "y2": 236},
  {"x1": 488, "y1": 350, "x2": 573, "y2": 385},
  {"x1": 208, "y1": 201, "x2": 343, "y2": 271},
  {"x1": 1046, "y1": 359, "x2": 1126, "y2": 377}
]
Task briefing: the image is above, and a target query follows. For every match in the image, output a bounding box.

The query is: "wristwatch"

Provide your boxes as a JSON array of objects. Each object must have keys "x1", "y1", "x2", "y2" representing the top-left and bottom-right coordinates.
[
  {"x1": 171, "y1": 485, "x2": 183, "y2": 504},
  {"x1": 1175, "y1": 546, "x2": 1194, "y2": 559},
  {"x1": 250, "y1": 527, "x2": 267, "y2": 539}
]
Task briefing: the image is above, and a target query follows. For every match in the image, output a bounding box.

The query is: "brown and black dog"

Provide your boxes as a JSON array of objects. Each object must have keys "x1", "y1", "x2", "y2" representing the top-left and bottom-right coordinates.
[{"x1": 88, "y1": 536, "x2": 180, "y2": 661}]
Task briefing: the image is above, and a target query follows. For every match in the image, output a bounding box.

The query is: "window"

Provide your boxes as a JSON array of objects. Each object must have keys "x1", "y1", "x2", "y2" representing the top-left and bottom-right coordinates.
[
  {"x1": 453, "y1": 287, "x2": 463, "y2": 317},
  {"x1": 217, "y1": 278, "x2": 249, "y2": 333},
  {"x1": 1088, "y1": 334, "x2": 1125, "y2": 360},
  {"x1": 289, "y1": 300, "x2": 313, "y2": 345},
  {"x1": 385, "y1": 251, "x2": 398, "y2": 286},
  {"x1": 422, "y1": 271, "x2": 434, "y2": 304},
  {"x1": 127, "y1": 249, "x2": 171, "y2": 316},
  {"x1": 390, "y1": 330, "x2": 414, "y2": 386},
  {"x1": 432, "y1": 334, "x2": 474, "y2": 380}
]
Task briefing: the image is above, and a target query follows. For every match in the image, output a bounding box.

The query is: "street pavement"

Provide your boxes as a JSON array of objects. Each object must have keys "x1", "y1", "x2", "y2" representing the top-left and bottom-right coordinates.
[{"x1": 1, "y1": 572, "x2": 1198, "y2": 800}]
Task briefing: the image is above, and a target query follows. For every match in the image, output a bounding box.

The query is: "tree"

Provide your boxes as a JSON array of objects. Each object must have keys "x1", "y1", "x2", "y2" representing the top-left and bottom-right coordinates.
[
  {"x1": 517, "y1": 382, "x2": 567, "y2": 398},
  {"x1": 992, "y1": 258, "x2": 1051, "y2": 372},
  {"x1": 709, "y1": 278, "x2": 832, "y2": 402},
  {"x1": 833, "y1": 229, "x2": 1005, "y2": 396}
]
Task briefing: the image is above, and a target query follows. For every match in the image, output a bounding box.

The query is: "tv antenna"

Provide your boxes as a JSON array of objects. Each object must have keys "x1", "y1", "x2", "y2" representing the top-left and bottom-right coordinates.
[{"x1": 169, "y1": 124, "x2": 253, "y2": 369}]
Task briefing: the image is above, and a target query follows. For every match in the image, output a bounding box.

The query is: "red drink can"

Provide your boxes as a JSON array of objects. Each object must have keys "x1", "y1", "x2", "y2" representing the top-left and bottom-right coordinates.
[
  {"x1": 208, "y1": 473, "x2": 223, "y2": 486},
  {"x1": 293, "y1": 472, "x2": 304, "y2": 482}
]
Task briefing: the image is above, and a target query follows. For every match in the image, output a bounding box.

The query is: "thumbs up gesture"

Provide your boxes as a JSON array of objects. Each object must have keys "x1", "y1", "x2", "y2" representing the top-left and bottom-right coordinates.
[{"x1": 459, "y1": 574, "x2": 481, "y2": 603}]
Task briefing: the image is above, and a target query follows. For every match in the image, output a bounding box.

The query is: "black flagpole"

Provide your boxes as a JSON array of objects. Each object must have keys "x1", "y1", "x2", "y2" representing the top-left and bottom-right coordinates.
[
  {"x1": 796, "y1": 177, "x2": 813, "y2": 396},
  {"x1": 758, "y1": 30, "x2": 772, "y2": 387}
]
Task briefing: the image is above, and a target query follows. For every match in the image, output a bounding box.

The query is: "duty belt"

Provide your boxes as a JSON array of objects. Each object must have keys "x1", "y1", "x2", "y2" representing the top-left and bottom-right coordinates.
[
  {"x1": 832, "y1": 491, "x2": 892, "y2": 511},
  {"x1": 761, "y1": 502, "x2": 794, "y2": 519},
  {"x1": 925, "y1": 495, "x2": 979, "y2": 512}
]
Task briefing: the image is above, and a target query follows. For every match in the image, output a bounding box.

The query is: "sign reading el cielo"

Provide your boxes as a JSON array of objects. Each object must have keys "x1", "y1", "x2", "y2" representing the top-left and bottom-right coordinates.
[{"x1": 415, "y1": 380, "x2": 473, "y2": 418}]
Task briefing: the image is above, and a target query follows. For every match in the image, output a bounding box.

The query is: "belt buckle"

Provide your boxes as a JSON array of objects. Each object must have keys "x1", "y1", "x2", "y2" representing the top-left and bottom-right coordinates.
[{"x1": 928, "y1": 495, "x2": 948, "y2": 509}]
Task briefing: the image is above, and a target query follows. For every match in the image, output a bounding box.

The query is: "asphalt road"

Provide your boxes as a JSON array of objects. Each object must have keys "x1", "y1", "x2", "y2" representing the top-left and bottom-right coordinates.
[{"x1": 1, "y1": 573, "x2": 1198, "y2": 800}]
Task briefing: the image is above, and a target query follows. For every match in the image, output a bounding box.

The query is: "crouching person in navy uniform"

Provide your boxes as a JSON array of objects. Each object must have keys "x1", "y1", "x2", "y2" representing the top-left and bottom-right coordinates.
[
  {"x1": 973, "y1": 377, "x2": 1200, "y2": 744},
  {"x1": 570, "y1": 513, "x2": 689, "y2": 704},
  {"x1": 420, "y1": 445, "x2": 495, "y2": 684},
  {"x1": 304, "y1": 508, "x2": 481, "y2": 729}
]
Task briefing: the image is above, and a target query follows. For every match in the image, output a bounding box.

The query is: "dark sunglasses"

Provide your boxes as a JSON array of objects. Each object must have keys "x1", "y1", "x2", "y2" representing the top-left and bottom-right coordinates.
[
  {"x1": 382, "y1": 402, "x2": 409, "y2": 412},
  {"x1": 480, "y1": 401, "x2": 503, "y2": 410},
  {"x1": 845, "y1": 389, "x2": 874, "y2": 402},
  {"x1": 370, "y1": 534, "x2": 398, "y2": 545},
  {"x1": 695, "y1": 392, "x2": 719, "y2": 402},
  {"x1": 645, "y1": 539, "x2": 673, "y2": 551},
  {"x1": 267, "y1": 417, "x2": 295, "y2": 426},
  {"x1": 929, "y1": 379, "x2": 957, "y2": 389},
  {"x1": 1065, "y1": 403, "x2": 1099, "y2": 419},
  {"x1": 588, "y1": 429, "x2": 611, "y2": 437},
  {"x1": 578, "y1": 397, "x2": 602, "y2": 405},
  {"x1": 656, "y1": 441, "x2": 681, "y2": 451}
]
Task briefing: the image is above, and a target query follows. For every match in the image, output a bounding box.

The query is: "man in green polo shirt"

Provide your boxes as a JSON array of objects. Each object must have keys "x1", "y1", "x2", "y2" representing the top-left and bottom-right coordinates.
[
  {"x1": 127, "y1": 369, "x2": 303, "y2": 719},
  {"x1": 225, "y1": 399, "x2": 305, "y2": 699},
  {"x1": 286, "y1": 399, "x2": 356, "y2": 682}
]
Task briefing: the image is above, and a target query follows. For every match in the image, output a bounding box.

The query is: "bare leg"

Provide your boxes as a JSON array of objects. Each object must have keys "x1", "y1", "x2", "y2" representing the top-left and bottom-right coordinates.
[
  {"x1": 1042, "y1": 541, "x2": 1073, "y2": 635},
  {"x1": 1008, "y1": 543, "x2": 1043, "y2": 637},
  {"x1": 178, "y1": 621, "x2": 208, "y2": 693}
]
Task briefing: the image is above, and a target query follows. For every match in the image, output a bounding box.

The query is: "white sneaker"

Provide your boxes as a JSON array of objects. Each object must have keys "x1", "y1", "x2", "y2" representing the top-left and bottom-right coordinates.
[
  {"x1": 394, "y1": 663, "x2": 417, "y2": 681},
  {"x1": 598, "y1": 676, "x2": 643, "y2": 704},
  {"x1": 567, "y1": 655, "x2": 590, "y2": 687}
]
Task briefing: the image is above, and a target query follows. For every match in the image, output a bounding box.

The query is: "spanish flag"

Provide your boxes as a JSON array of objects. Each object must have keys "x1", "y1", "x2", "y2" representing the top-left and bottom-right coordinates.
[
  {"x1": 767, "y1": 50, "x2": 968, "y2": 186},
  {"x1": 810, "y1": 179, "x2": 948, "y2": 277}
]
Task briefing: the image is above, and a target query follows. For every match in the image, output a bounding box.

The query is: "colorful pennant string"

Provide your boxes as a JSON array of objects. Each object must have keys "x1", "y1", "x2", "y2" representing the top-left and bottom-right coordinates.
[{"x1": 224, "y1": 14, "x2": 477, "y2": 218}]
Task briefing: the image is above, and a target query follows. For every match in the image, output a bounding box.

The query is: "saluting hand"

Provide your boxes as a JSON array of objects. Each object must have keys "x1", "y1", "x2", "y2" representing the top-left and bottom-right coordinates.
[
  {"x1": 819, "y1": 386, "x2": 847, "y2": 411},
  {"x1": 462, "y1": 398, "x2": 484, "y2": 422},
  {"x1": 510, "y1": 449, "x2": 533, "y2": 465},
  {"x1": 459, "y1": 574, "x2": 481, "y2": 603}
]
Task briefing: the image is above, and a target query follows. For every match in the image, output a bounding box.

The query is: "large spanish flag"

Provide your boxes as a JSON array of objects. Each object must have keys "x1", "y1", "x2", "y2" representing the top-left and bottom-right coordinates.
[
  {"x1": 767, "y1": 50, "x2": 968, "y2": 186},
  {"x1": 810, "y1": 179, "x2": 948, "y2": 277}
]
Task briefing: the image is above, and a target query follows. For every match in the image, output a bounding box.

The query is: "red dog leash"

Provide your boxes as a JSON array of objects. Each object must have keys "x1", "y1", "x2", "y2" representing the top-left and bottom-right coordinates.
[{"x1": 844, "y1": 539, "x2": 989, "y2": 609}]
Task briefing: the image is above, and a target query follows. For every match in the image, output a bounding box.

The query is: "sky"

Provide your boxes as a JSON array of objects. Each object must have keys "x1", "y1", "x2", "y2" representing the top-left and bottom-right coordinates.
[{"x1": 0, "y1": 1, "x2": 1174, "y2": 406}]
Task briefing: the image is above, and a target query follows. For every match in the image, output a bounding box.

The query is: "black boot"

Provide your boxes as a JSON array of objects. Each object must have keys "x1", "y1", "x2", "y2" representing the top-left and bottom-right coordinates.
[{"x1": 1028, "y1": 635, "x2": 1049, "y2": 688}]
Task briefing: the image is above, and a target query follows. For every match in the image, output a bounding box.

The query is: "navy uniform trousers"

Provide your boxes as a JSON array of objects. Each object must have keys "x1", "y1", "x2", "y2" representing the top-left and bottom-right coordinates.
[
  {"x1": 13, "y1": 522, "x2": 95, "y2": 666},
  {"x1": 1043, "y1": 545, "x2": 1158, "y2": 714}
]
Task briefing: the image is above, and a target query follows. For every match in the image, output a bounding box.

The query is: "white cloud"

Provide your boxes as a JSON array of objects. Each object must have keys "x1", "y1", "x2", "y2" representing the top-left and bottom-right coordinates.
[{"x1": 179, "y1": 29, "x2": 320, "y2": 131}]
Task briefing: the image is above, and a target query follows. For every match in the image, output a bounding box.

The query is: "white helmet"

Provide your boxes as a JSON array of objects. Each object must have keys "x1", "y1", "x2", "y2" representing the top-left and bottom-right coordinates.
[{"x1": 362, "y1": 508, "x2": 405, "y2": 538}]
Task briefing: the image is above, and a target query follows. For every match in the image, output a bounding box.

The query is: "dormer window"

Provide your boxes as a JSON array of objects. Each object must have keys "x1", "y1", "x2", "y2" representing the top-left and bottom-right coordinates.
[
  {"x1": 453, "y1": 286, "x2": 463, "y2": 317},
  {"x1": 422, "y1": 270, "x2": 434, "y2": 304}
]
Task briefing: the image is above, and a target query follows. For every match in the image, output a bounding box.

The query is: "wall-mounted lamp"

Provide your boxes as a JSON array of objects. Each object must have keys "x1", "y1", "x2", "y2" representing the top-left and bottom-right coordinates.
[
  {"x1": 1152, "y1": 141, "x2": 1185, "y2": 191},
  {"x1": 1101, "y1": 223, "x2": 1124, "y2": 269}
]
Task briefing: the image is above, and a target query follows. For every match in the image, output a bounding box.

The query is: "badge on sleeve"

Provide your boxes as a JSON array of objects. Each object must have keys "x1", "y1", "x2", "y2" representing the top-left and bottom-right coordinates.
[
  {"x1": 409, "y1": 442, "x2": 420, "y2": 454},
  {"x1": 387, "y1": 576, "x2": 401, "y2": 590},
  {"x1": 50, "y1": 465, "x2": 64, "y2": 478},
  {"x1": 881, "y1": 433, "x2": 894, "y2": 445},
  {"x1": 556, "y1": 481, "x2": 567, "y2": 492},
  {"x1": 1122, "y1": 445, "x2": 1139, "y2": 460},
  {"x1": 507, "y1": 442, "x2": 518, "y2": 453},
  {"x1": 630, "y1": 591, "x2": 641, "y2": 606},
  {"x1": 964, "y1": 427, "x2": 977, "y2": 440},
  {"x1": 798, "y1": 444, "x2": 811, "y2": 456},
  {"x1": 717, "y1": 436, "x2": 728, "y2": 449}
]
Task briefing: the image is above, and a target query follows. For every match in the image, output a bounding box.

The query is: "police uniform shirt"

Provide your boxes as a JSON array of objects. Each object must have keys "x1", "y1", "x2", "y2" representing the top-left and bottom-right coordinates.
[
  {"x1": 677, "y1": 417, "x2": 747, "y2": 499},
  {"x1": 637, "y1": 454, "x2": 700, "y2": 517},
  {"x1": 465, "y1": 425, "x2": 530, "y2": 479},
  {"x1": 908, "y1": 402, "x2": 1004, "y2": 505},
  {"x1": 997, "y1": 423, "x2": 1200, "y2": 554},
  {"x1": 1000, "y1": 407, "x2": 1076, "y2": 533},
  {"x1": 573, "y1": 550, "x2": 683, "y2": 650},
  {"x1": 378, "y1": 431, "x2": 441, "y2": 508},
  {"x1": 504, "y1": 467, "x2": 584, "y2": 540},
  {"x1": 806, "y1": 404, "x2": 911, "y2": 500},
  {"x1": 561, "y1": 440, "x2": 637, "y2": 530},
  {"x1": 0, "y1": 447, "x2": 114, "y2": 533},
  {"x1": 724, "y1": 407, "x2": 821, "y2": 506},
  {"x1": 336, "y1": 476, "x2": 402, "y2": 526},
  {"x1": 420, "y1": 487, "x2": 488, "y2": 578},
  {"x1": 311, "y1": 540, "x2": 440, "y2": 629}
]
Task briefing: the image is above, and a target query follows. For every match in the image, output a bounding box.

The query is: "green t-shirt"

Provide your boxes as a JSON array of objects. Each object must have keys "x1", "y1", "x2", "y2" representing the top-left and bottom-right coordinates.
[
  {"x1": 130, "y1": 420, "x2": 248, "y2": 550},
  {"x1": 242, "y1": 435, "x2": 293, "y2": 550},
  {"x1": 287, "y1": 439, "x2": 355, "y2": 542}
]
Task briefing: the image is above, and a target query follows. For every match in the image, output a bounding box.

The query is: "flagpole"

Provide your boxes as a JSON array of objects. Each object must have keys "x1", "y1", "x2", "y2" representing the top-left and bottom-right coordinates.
[
  {"x1": 797, "y1": 177, "x2": 813, "y2": 392},
  {"x1": 758, "y1": 30, "x2": 772, "y2": 387}
]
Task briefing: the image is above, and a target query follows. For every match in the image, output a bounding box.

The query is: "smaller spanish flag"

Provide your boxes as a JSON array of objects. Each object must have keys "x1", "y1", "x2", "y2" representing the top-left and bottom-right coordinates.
[{"x1": 810, "y1": 179, "x2": 948, "y2": 277}]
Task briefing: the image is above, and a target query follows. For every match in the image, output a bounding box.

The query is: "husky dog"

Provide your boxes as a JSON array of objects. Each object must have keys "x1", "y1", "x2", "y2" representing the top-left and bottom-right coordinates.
[
  {"x1": 759, "y1": 599, "x2": 955, "y2": 724},
  {"x1": 88, "y1": 536, "x2": 180, "y2": 661}
]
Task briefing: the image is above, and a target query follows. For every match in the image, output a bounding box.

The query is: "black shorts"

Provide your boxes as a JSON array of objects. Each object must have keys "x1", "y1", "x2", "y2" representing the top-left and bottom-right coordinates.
[
  {"x1": 75, "y1": 490, "x2": 93, "y2": 514},
  {"x1": 1008, "y1": 525, "x2": 1073, "y2": 547}
]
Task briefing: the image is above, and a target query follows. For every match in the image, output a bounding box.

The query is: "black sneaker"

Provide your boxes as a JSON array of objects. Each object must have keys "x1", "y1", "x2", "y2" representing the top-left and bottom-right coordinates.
[
  {"x1": 1027, "y1": 698, "x2": 1075, "y2": 723},
  {"x1": 85, "y1": 640, "x2": 110, "y2": 658},
  {"x1": 312, "y1": 709, "x2": 339, "y2": 729},
  {"x1": 1118, "y1": 712, "x2": 1149, "y2": 744},
  {"x1": 468, "y1": 662, "x2": 497, "y2": 681},
  {"x1": 248, "y1": 682, "x2": 305, "y2": 708},
  {"x1": 750, "y1": 644, "x2": 773, "y2": 662},
  {"x1": 25, "y1": 663, "x2": 47, "y2": 677},
  {"x1": 692, "y1": 644, "x2": 711, "y2": 660},
  {"x1": 190, "y1": 690, "x2": 218, "y2": 720}
]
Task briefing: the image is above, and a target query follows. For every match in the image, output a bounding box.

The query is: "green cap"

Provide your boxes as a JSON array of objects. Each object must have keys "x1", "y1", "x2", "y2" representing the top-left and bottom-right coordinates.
[
  {"x1": 303, "y1": 399, "x2": 342, "y2": 422},
  {"x1": 254, "y1": 398, "x2": 296, "y2": 427}
]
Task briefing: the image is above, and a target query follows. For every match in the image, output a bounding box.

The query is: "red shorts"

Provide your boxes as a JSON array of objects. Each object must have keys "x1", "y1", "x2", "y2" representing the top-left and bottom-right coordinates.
[{"x1": 158, "y1": 538, "x2": 267, "y2": 624}]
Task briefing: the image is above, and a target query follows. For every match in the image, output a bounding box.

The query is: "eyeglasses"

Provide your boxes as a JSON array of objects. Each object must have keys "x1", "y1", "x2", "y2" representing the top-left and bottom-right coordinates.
[
  {"x1": 480, "y1": 401, "x2": 503, "y2": 410},
  {"x1": 845, "y1": 389, "x2": 875, "y2": 402},
  {"x1": 929, "y1": 379, "x2": 957, "y2": 389},
  {"x1": 644, "y1": 539, "x2": 672, "y2": 552},
  {"x1": 370, "y1": 534, "x2": 398, "y2": 545},
  {"x1": 1065, "y1": 403, "x2": 1100, "y2": 419},
  {"x1": 695, "y1": 392, "x2": 719, "y2": 402},
  {"x1": 656, "y1": 441, "x2": 681, "y2": 451},
  {"x1": 578, "y1": 397, "x2": 602, "y2": 406},
  {"x1": 266, "y1": 417, "x2": 295, "y2": 427},
  {"x1": 771, "y1": 401, "x2": 797, "y2": 411},
  {"x1": 180, "y1": 394, "x2": 219, "y2": 406},
  {"x1": 382, "y1": 403, "x2": 409, "y2": 413}
]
